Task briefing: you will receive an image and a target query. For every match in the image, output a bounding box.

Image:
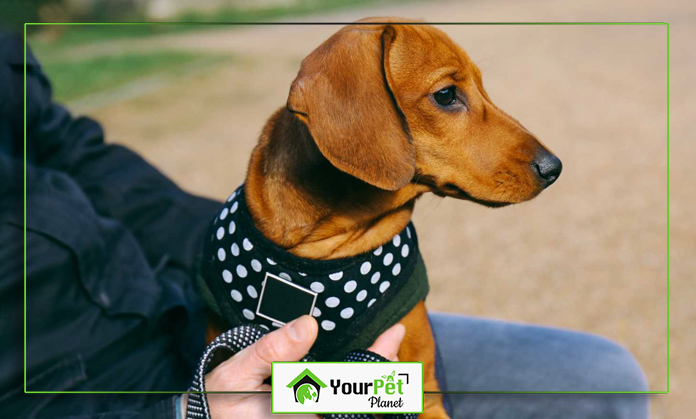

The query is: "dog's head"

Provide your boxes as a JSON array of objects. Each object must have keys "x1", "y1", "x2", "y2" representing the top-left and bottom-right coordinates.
[{"x1": 287, "y1": 18, "x2": 561, "y2": 207}]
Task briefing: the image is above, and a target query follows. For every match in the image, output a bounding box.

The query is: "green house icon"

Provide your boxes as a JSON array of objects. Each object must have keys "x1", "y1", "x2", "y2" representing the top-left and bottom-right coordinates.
[{"x1": 286, "y1": 368, "x2": 328, "y2": 404}]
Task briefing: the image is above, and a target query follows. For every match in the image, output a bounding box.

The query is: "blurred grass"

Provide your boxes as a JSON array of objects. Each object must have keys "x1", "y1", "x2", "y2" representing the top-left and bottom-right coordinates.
[
  {"x1": 28, "y1": 0, "x2": 418, "y2": 51},
  {"x1": 29, "y1": 0, "x2": 418, "y2": 103},
  {"x1": 42, "y1": 52, "x2": 221, "y2": 102},
  {"x1": 178, "y1": 0, "x2": 409, "y2": 24}
]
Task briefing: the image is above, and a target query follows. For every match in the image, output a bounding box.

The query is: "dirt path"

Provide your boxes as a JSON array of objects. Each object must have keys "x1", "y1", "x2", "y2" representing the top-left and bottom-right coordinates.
[{"x1": 62, "y1": 0, "x2": 693, "y2": 416}]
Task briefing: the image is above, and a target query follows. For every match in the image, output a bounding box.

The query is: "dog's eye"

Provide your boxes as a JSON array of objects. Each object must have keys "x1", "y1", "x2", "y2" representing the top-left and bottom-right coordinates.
[{"x1": 433, "y1": 86, "x2": 457, "y2": 106}]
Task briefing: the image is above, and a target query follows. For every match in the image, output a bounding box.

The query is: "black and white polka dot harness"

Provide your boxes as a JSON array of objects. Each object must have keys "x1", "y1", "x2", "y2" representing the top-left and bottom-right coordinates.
[{"x1": 199, "y1": 185, "x2": 429, "y2": 361}]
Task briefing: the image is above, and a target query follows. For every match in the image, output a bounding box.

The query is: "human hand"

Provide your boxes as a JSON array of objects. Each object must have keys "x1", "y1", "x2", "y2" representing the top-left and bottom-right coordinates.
[{"x1": 183, "y1": 315, "x2": 406, "y2": 418}]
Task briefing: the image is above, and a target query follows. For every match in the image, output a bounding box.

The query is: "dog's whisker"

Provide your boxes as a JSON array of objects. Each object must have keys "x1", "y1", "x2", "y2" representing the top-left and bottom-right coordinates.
[{"x1": 421, "y1": 194, "x2": 444, "y2": 220}]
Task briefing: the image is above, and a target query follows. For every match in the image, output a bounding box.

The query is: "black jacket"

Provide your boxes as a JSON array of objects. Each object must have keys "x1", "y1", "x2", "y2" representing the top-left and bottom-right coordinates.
[{"x1": 0, "y1": 31, "x2": 221, "y2": 418}]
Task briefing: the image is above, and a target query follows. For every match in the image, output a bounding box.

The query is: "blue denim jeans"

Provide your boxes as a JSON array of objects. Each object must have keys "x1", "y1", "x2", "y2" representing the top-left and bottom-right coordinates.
[{"x1": 429, "y1": 312, "x2": 650, "y2": 419}]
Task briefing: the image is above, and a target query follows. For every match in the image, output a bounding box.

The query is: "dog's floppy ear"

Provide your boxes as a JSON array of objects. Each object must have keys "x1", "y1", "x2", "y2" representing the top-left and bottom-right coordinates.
[{"x1": 287, "y1": 24, "x2": 414, "y2": 191}]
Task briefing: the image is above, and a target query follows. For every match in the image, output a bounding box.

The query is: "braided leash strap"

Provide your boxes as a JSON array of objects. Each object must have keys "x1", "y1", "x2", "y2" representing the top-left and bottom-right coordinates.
[
  {"x1": 186, "y1": 325, "x2": 267, "y2": 418},
  {"x1": 186, "y1": 325, "x2": 418, "y2": 419}
]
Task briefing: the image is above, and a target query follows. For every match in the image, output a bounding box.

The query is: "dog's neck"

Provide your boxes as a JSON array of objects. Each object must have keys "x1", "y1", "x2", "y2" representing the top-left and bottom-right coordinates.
[{"x1": 244, "y1": 108, "x2": 427, "y2": 260}]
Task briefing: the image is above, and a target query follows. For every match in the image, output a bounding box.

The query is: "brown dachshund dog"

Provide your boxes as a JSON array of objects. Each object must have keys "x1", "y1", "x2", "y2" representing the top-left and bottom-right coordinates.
[{"x1": 207, "y1": 18, "x2": 562, "y2": 419}]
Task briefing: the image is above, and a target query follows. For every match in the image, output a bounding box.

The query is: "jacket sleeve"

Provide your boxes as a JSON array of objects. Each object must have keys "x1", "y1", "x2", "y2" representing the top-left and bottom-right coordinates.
[
  {"x1": 49, "y1": 397, "x2": 179, "y2": 419},
  {"x1": 20, "y1": 40, "x2": 221, "y2": 274}
]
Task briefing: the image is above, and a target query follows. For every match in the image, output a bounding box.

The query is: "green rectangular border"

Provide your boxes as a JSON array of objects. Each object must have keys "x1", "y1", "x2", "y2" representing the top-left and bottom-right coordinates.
[
  {"x1": 271, "y1": 361, "x2": 424, "y2": 414},
  {"x1": 23, "y1": 21, "x2": 669, "y2": 395}
]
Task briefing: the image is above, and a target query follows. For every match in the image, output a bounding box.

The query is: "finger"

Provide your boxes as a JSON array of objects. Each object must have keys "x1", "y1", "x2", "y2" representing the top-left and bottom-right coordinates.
[
  {"x1": 224, "y1": 315, "x2": 318, "y2": 381},
  {"x1": 367, "y1": 323, "x2": 405, "y2": 361}
]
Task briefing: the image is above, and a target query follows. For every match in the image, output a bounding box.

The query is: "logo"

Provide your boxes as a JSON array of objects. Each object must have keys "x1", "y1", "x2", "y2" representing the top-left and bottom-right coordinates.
[
  {"x1": 330, "y1": 369, "x2": 411, "y2": 409},
  {"x1": 286, "y1": 368, "x2": 328, "y2": 404},
  {"x1": 273, "y1": 362, "x2": 423, "y2": 414}
]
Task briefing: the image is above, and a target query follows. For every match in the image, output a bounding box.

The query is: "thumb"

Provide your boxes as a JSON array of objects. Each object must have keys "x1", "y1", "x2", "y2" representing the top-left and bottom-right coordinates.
[
  {"x1": 368, "y1": 323, "x2": 406, "y2": 361},
  {"x1": 228, "y1": 315, "x2": 318, "y2": 382}
]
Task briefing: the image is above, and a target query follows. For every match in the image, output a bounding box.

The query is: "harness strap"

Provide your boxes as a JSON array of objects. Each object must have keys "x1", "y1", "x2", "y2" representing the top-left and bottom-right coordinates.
[
  {"x1": 186, "y1": 325, "x2": 418, "y2": 419},
  {"x1": 199, "y1": 185, "x2": 428, "y2": 361}
]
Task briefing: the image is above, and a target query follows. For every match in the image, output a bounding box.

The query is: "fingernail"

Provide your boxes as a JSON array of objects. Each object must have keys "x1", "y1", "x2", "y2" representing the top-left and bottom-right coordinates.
[{"x1": 287, "y1": 315, "x2": 312, "y2": 342}]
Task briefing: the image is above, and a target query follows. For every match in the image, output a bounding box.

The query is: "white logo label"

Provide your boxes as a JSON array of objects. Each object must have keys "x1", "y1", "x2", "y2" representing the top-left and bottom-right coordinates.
[{"x1": 272, "y1": 362, "x2": 423, "y2": 414}]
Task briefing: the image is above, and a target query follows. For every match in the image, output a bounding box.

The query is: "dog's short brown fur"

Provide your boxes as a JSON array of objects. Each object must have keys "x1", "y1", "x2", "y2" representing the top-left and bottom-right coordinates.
[{"x1": 207, "y1": 18, "x2": 561, "y2": 419}]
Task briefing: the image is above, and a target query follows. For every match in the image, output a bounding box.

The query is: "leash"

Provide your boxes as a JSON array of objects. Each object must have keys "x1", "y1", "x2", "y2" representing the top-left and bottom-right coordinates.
[{"x1": 186, "y1": 325, "x2": 418, "y2": 419}]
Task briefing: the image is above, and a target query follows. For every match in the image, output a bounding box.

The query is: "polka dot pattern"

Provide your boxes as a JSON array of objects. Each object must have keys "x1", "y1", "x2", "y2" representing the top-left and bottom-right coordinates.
[
  {"x1": 204, "y1": 185, "x2": 422, "y2": 341},
  {"x1": 242, "y1": 309, "x2": 254, "y2": 320},
  {"x1": 340, "y1": 307, "x2": 354, "y2": 319},
  {"x1": 222, "y1": 270, "x2": 233, "y2": 283},
  {"x1": 231, "y1": 290, "x2": 242, "y2": 302},
  {"x1": 344, "y1": 280, "x2": 357, "y2": 293},
  {"x1": 379, "y1": 281, "x2": 391, "y2": 293}
]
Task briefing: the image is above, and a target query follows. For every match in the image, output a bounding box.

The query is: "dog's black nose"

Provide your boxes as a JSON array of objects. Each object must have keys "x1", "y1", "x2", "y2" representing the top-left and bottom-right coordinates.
[{"x1": 533, "y1": 151, "x2": 562, "y2": 186}]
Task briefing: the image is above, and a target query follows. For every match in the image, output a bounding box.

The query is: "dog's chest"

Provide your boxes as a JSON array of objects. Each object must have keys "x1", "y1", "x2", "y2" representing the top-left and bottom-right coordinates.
[{"x1": 200, "y1": 185, "x2": 428, "y2": 359}]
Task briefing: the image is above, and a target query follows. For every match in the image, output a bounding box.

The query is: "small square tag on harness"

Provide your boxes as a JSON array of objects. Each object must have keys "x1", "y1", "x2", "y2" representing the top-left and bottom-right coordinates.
[{"x1": 255, "y1": 272, "x2": 318, "y2": 325}]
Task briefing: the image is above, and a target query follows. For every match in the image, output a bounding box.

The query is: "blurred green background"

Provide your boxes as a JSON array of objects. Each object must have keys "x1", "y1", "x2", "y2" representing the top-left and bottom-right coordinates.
[{"x1": 7, "y1": 0, "x2": 416, "y2": 102}]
